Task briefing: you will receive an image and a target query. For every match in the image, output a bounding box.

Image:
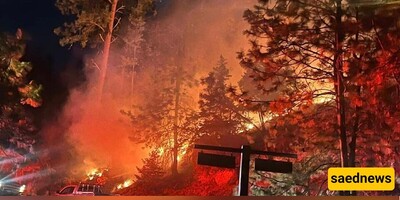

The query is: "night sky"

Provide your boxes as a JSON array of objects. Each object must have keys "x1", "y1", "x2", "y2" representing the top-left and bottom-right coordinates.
[
  {"x1": 0, "y1": 0, "x2": 82, "y2": 125},
  {"x1": 0, "y1": 0, "x2": 70, "y2": 71},
  {"x1": 0, "y1": 0, "x2": 170, "y2": 72}
]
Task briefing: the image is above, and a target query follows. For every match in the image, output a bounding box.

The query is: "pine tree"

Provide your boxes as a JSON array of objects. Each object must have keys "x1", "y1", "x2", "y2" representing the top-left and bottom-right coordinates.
[
  {"x1": 123, "y1": 61, "x2": 197, "y2": 175},
  {"x1": 0, "y1": 30, "x2": 42, "y2": 172},
  {"x1": 197, "y1": 56, "x2": 246, "y2": 138},
  {"x1": 122, "y1": 1, "x2": 214, "y2": 174},
  {"x1": 0, "y1": 31, "x2": 42, "y2": 109},
  {"x1": 118, "y1": 15, "x2": 145, "y2": 100},
  {"x1": 54, "y1": 0, "x2": 154, "y2": 101},
  {"x1": 135, "y1": 150, "x2": 165, "y2": 184},
  {"x1": 132, "y1": 150, "x2": 165, "y2": 195}
]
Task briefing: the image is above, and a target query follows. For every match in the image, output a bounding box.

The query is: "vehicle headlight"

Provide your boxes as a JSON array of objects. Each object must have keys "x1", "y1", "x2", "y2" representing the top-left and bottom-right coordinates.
[
  {"x1": 0, "y1": 181, "x2": 2, "y2": 188},
  {"x1": 19, "y1": 185, "x2": 25, "y2": 193}
]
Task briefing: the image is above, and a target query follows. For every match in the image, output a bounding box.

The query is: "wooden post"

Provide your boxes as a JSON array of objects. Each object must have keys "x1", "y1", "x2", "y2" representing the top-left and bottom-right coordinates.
[{"x1": 238, "y1": 145, "x2": 251, "y2": 196}]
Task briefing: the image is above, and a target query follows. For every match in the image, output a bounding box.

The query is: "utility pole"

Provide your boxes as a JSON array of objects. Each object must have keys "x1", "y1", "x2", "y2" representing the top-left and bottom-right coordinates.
[{"x1": 238, "y1": 145, "x2": 251, "y2": 196}]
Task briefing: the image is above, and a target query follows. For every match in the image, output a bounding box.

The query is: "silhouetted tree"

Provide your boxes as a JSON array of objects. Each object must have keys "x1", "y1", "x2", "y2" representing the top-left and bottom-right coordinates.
[
  {"x1": 0, "y1": 30, "x2": 42, "y2": 173},
  {"x1": 197, "y1": 56, "x2": 246, "y2": 138},
  {"x1": 132, "y1": 150, "x2": 166, "y2": 195},
  {"x1": 55, "y1": 0, "x2": 154, "y2": 101}
]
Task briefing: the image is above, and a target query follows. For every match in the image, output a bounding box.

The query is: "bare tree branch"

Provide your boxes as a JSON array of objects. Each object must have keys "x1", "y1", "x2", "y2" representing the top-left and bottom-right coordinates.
[
  {"x1": 99, "y1": 33, "x2": 105, "y2": 42},
  {"x1": 113, "y1": 17, "x2": 122, "y2": 30},
  {"x1": 91, "y1": 59, "x2": 101, "y2": 72},
  {"x1": 91, "y1": 22, "x2": 105, "y2": 32}
]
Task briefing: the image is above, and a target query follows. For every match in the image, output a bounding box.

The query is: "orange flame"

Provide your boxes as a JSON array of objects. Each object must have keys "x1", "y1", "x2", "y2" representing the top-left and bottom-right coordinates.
[
  {"x1": 86, "y1": 168, "x2": 108, "y2": 180},
  {"x1": 116, "y1": 179, "x2": 133, "y2": 190}
]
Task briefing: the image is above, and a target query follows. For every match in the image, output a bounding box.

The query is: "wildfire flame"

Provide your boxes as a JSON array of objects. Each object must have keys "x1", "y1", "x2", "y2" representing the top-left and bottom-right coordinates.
[
  {"x1": 123, "y1": 179, "x2": 133, "y2": 187},
  {"x1": 313, "y1": 94, "x2": 334, "y2": 104},
  {"x1": 245, "y1": 123, "x2": 255, "y2": 130},
  {"x1": 116, "y1": 179, "x2": 133, "y2": 190},
  {"x1": 177, "y1": 143, "x2": 189, "y2": 161},
  {"x1": 157, "y1": 141, "x2": 189, "y2": 162},
  {"x1": 157, "y1": 147, "x2": 164, "y2": 156},
  {"x1": 86, "y1": 168, "x2": 107, "y2": 180}
]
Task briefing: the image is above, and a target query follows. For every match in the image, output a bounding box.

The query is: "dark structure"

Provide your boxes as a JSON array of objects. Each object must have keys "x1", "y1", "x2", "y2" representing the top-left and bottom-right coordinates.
[{"x1": 194, "y1": 144, "x2": 297, "y2": 196}]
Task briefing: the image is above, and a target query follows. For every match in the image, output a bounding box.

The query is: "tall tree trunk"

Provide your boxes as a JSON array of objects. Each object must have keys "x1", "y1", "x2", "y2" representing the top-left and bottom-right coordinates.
[
  {"x1": 171, "y1": 43, "x2": 184, "y2": 176},
  {"x1": 348, "y1": 88, "x2": 360, "y2": 196},
  {"x1": 334, "y1": 0, "x2": 348, "y2": 167},
  {"x1": 334, "y1": 0, "x2": 350, "y2": 196},
  {"x1": 172, "y1": 64, "x2": 182, "y2": 176},
  {"x1": 348, "y1": 9, "x2": 361, "y2": 196},
  {"x1": 131, "y1": 46, "x2": 137, "y2": 99},
  {"x1": 98, "y1": 0, "x2": 118, "y2": 102},
  {"x1": 349, "y1": 8, "x2": 360, "y2": 169},
  {"x1": 349, "y1": 104, "x2": 360, "y2": 167}
]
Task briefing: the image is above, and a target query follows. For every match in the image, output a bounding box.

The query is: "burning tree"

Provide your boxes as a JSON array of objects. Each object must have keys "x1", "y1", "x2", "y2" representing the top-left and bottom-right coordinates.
[
  {"x1": 123, "y1": 6, "x2": 201, "y2": 175},
  {"x1": 123, "y1": 60, "x2": 197, "y2": 175}
]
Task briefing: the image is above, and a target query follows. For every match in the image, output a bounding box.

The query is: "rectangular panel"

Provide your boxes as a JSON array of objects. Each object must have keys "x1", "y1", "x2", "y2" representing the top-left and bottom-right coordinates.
[
  {"x1": 197, "y1": 152, "x2": 236, "y2": 169},
  {"x1": 254, "y1": 158, "x2": 292, "y2": 173}
]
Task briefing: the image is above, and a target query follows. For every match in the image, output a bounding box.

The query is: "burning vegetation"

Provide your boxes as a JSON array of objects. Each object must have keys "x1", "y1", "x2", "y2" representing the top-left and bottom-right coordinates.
[{"x1": 0, "y1": 0, "x2": 400, "y2": 196}]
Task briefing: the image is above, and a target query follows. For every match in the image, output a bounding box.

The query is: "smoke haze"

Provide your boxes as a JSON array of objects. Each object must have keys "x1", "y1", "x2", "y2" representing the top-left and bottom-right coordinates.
[{"x1": 40, "y1": 0, "x2": 256, "y2": 185}]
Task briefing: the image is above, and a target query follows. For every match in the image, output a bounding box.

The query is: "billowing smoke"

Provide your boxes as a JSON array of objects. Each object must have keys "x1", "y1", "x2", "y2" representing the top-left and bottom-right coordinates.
[
  {"x1": 40, "y1": 52, "x2": 148, "y2": 184},
  {"x1": 39, "y1": 0, "x2": 256, "y2": 190},
  {"x1": 151, "y1": 0, "x2": 254, "y2": 82}
]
